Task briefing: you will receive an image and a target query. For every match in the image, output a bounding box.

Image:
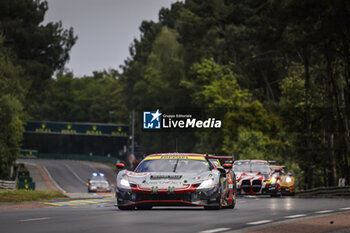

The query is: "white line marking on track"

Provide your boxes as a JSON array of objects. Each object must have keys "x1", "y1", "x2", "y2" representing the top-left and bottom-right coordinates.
[
  {"x1": 43, "y1": 166, "x2": 66, "y2": 194},
  {"x1": 315, "y1": 210, "x2": 334, "y2": 214},
  {"x1": 199, "y1": 228, "x2": 231, "y2": 233},
  {"x1": 284, "y1": 214, "x2": 307, "y2": 218},
  {"x1": 340, "y1": 207, "x2": 350, "y2": 210},
  {"x1": 65, "y1": 164, "x2": 86, "y2": 184},
  {"x1": 247, "y1": 220, "x2": 273, "y2": 225},
  {"x1": 19, "y1": 217, "x2": 51, "y2": 222}
]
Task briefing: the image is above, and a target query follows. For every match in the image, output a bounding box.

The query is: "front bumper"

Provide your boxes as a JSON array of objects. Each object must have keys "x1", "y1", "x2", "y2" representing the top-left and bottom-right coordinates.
[
  {"x1": 89, "y1": 187, "x2": 112, "y2": 192},
  {"x1": 262, "y1": 183, "x2": 280, "y2": 195},
  {"x1": 116, "y1": 187, "x2": 220, "y2": 207},
  {"x1": 237, "y1": 183, "x2": 279, "y2": 195},
  {"x1": 281, "y1": 186, "x2": 295, "y2": 194}
]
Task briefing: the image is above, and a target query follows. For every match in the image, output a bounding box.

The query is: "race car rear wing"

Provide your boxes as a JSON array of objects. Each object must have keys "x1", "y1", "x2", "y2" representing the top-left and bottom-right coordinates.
[{"x1": 205, "y1": 153, "x2": 235, "y2": 163}]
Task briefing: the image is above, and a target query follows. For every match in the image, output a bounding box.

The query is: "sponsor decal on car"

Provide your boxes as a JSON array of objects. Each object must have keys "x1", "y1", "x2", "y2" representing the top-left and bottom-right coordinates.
[{"x1": 145, "y1": 155, "x2": 205, "y2": 160}]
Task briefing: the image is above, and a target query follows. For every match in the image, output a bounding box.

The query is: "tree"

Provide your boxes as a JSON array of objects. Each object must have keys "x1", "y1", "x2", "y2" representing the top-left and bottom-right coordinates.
[
  {"x1": 117, "y1": 0, "x2": 350, "y2": 187},
  {"x1": 0, "y1": 35, "x2": 25, "y2": 179},
  {"x1": 0, "y1": 0, "x2": 77, "y2": 116},
  {"x1": 37, "y1": 70, "x2": 128, "y2": 124}
]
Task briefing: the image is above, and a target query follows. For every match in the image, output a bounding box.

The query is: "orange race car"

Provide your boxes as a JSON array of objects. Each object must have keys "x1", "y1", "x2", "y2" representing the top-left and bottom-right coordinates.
[{"x1": 269, "y1": 165, "x2": 295, "y2": 195}]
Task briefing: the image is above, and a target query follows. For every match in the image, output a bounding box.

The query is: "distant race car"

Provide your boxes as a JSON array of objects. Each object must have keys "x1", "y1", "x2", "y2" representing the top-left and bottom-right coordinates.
[
  {"x1": 115, "y1": 153, "x2": 236, "y2": 210},
  {"x1": 87, "y1": 173, "x2": 113, "y2": 192},
  {"x1": 270, "y1": 165, "x2": 295, "y2": 195},
  {"x1": 233, "y1": 160, "x2": 281, "y2": 197}
]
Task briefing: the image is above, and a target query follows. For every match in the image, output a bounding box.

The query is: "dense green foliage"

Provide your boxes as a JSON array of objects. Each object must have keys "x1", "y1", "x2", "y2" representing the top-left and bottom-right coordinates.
[
  {"x1": 0, "y1": 0, "x2": 76, "y2": 115},
  {"x1": 37, "y1": 70, "x2": 127, "y2": 124},
  {"x1": 0, "y1": 0, "x2": 76, "y2": 179},
  {"x1": 0, "y1": 35, "x2": 25, "y2": 179},
  {"x1": 117, "y1": 0, "x2": 350, "y2": 189}
]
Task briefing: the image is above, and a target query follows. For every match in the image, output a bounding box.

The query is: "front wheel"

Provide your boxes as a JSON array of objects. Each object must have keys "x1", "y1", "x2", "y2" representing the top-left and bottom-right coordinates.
[
  {"x1": 228, "y1": 185, "x2": 237, "y2": 209},
  {"x1": 227, "y1": 193, "x2": 236, "y2": 209},
  {"x1": 205, "y1": 189, "x2": 222, "y2": 210}
]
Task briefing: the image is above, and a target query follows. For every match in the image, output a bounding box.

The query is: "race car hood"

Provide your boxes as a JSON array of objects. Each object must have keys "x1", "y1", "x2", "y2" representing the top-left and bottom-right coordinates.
[
  {"x1": 122, "y1": 171, "x2": 214, "y2": 189},
  {"x1": 238, "y1": 172, "x2": 266, "y2": 181}
]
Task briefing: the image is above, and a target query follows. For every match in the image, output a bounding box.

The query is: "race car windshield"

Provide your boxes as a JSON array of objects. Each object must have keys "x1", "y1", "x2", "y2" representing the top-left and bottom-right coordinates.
[
  {"x1": 251, "y1": 164, "x2": 271, "y2": 174},
  {"x1": 235, "y1": 164, "x2": 250, "y2": 172},
  {"x1": 135, "y1": 159, "x2": 210, "y2": 173},
  {"x1": 91, "y1": 180, "x2": 108, "y2": 184},
  {"x1": 234, "y1": 163, "x2": 270, "y2": 174},
  {"x1": 233, "y1": 165, "x2": 244, "y2": 172},
  {"x1": 91, "y1": 176, "x2": 107, "y2": 181}
]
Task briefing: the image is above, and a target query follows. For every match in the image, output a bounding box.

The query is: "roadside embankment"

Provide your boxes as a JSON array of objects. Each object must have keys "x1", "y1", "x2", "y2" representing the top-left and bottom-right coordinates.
[{"x1": 0, "y1": 190, "x2": 67, "y2": 203}]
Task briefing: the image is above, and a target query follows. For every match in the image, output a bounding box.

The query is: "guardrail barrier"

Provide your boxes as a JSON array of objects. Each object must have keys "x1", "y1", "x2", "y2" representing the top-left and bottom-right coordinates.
[
  {"x1": 296, "y1": 186, "x2": 350, "y2": 197},
  {"x1": 0, "y1": 180, "x2": 16, "y2": 190}
]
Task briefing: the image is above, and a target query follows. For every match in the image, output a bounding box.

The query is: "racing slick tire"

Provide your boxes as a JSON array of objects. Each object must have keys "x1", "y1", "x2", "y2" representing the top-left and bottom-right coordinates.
[
  {"x1": 228, "y1": 201, "x2": 235, "y2": 209},
  {"x1": 204, "y1": 189, "x2": 222, "y2": 210},
  {"x1": 118, "y1": 205, "x2": 135, "y2": 210},
  {"x1": 227, "y1": 193, "x2": 236, "y2": 209}
]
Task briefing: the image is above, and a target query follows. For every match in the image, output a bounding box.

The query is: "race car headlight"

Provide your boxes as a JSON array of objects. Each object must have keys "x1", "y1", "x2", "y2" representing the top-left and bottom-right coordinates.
[
  {"x1": 198, "y1": 179, "x2": 214, "y2": 189},
  {"x1": 286, "y1": 177, "x2": 292, "y2": 183},
  {"x1": 120, "y1": 178, "x2": 130, "y2": 187}
]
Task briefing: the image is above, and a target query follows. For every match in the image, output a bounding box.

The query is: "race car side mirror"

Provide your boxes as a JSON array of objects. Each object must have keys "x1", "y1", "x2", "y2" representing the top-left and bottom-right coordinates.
[
  {"x1": 116, "y1": 163, "x2": 125, "y2": 169},
  {"x1": 217, "y1": 167, "x2": 226, "y2": 177},
  {"x1": 222, "y1": 164, "x2": 233, "y2": 169}
]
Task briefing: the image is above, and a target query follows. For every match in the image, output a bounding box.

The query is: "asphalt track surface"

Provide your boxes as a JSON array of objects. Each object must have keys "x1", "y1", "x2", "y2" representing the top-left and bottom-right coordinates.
[
  {"x1": 1, "y1": 197, "x2": 350, "y2": 233},
  {"x1": 17, "y1": 159, "x2": 116, "y2": 193},
  {"x1": 5, "y1": 159, "x2": 349, "y2": 233}
]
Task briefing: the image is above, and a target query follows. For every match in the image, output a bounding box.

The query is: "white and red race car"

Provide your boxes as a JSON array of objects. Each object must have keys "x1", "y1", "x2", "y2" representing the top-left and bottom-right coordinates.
[{"x1": 233, "y1": 160, "x2": 281, "y2": 197}]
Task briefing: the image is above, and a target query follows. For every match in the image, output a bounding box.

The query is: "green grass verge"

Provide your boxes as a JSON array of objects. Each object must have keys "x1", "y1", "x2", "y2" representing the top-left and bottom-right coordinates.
[{"x1": 0, "y1": 190, "x2": 67, "y2": 202}]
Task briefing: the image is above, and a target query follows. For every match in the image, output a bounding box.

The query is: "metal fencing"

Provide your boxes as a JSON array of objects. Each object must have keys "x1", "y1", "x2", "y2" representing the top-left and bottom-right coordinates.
[
  {"x1": 0, "y1": 179, "x2": 16, "y2": 190},
  {"x1": 296, "y1": 186, "x2": 350, "y2": 197}
]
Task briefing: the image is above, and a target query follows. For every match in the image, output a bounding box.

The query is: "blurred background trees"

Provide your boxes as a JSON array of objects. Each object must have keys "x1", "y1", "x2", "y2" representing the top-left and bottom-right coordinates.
[{"x1": 0, "y1": 0, "x2": 76, "y2": 179}]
